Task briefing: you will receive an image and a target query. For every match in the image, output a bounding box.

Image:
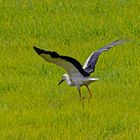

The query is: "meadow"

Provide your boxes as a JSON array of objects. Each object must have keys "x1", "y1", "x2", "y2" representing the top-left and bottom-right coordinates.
[{"x1": 0, "y1": 0, "x2": 140, "y2": 139}]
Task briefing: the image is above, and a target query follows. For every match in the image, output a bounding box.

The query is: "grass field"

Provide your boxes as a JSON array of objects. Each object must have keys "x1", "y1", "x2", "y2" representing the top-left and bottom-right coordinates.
[{"x1": 0, "y1": 0, "x2": 140, "y2": 139}]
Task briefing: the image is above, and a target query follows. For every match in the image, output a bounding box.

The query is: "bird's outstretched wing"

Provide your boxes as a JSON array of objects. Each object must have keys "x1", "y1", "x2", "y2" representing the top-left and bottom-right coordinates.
[
  {"x1": 83, "y1": 39, "x2": 128, "y2": 74},
  {"x1": 33, "y1": 47, "x2": 89, "y2": 77}
]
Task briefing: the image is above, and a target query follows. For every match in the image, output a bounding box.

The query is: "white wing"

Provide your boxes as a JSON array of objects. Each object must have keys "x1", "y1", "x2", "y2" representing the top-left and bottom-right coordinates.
[{"x1": 34, "y1": 47, "x2": 89, "y2": 77}]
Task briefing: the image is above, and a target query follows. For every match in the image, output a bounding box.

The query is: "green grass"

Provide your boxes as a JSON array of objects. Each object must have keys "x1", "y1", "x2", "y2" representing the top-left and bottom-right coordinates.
[{"x1": 0, "y1": 0, "x2": 140, "y2": 139}]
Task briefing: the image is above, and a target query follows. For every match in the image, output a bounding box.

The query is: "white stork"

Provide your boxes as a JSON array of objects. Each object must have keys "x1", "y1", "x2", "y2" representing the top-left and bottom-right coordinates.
[{"x1": 33, "y1": 39, "x2": 128, "y2": 99}]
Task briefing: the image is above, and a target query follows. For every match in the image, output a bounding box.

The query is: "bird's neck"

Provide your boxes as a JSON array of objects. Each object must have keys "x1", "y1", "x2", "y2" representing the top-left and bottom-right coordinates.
[{"x1": 65, "y1": 75, "x2": 74, "y2": 86}]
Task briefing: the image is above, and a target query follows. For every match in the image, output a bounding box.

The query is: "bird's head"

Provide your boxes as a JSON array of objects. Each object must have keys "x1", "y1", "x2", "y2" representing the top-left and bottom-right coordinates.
[{"x1": 58, "y1": 74, "x2": 67, "y2": 86}]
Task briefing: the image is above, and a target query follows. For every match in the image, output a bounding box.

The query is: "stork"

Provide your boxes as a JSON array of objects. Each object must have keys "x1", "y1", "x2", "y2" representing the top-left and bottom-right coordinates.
[{"x1": 33, "y1": 39, "x2": 128, "y2": 99}]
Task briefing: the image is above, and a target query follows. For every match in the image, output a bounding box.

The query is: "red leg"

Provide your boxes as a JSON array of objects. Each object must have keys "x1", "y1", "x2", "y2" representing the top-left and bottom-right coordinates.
[
  {"x1": 77, "y1": 86, "x2": 92, "y2": 100},
  {"x1": 86, "y1": 86, "x2": 92, "y2": 98},
  {"x1": 77, "y1": 86, "x2": 82, "y2": 98},
  {"x1": 81, "y1": 86, "x2": 92, "y2": 100}
]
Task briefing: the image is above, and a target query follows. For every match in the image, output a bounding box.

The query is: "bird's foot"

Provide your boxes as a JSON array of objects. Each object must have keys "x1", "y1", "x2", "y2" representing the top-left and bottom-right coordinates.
[{"x1": 81, "y1": 96, "x2": 92, "y2": 100}]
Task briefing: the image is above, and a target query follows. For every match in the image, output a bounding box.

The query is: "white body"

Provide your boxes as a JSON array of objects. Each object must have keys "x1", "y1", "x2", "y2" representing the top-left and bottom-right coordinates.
[{"x1": 62, "y1": 74, "x2": 99, "y2": 87}]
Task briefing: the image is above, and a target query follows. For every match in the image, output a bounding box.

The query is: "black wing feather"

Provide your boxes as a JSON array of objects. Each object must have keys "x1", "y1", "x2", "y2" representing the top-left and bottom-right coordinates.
[{"x1": 34, "y1": 47, "x2": 89, "y2": 77}]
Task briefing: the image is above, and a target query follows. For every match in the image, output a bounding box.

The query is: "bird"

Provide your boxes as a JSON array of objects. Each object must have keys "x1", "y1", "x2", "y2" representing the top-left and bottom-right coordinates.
[{"x1": 33, "y1": 39, "x2": 128, "y2": 99}]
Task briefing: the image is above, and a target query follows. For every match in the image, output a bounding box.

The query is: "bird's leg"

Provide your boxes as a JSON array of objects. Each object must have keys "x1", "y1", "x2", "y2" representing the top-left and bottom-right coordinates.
[
  {"x1": 77, "y1": 86, "x2": 85, "y2": 108},
  {"x1": 77, "y1": 86, "x2": 82, "y2": 98},
  {"x1": 86, "y1": 85, "x2": 92, "y2": 98},
  {"x1": 77, "y1": 85, "x2": 92, "y2": 99},
  {"x1": 80, "y1": 85, "x2": 92, "y2": 100},
  {"x1": 86, "y1": 85, "x2": 92, "y2": 105}
]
